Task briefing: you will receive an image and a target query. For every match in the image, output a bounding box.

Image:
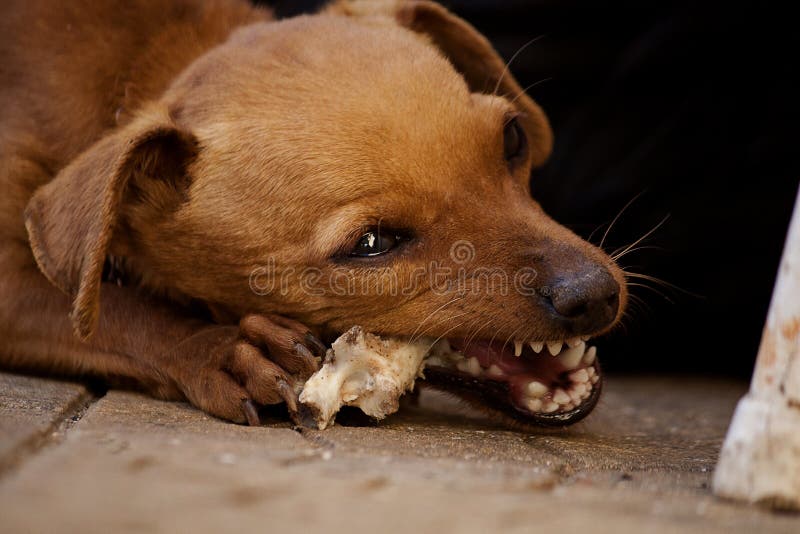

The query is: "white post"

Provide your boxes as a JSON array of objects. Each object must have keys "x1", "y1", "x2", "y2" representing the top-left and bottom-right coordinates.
[{"x1": 713, "y1": 186, "x2": 800, "y2": 511}]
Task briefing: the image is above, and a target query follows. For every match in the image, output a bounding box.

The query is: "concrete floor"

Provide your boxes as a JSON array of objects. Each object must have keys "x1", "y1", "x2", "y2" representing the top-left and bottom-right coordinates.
[{"x1": 0, "y1": 371, "x2": 797, "y2": 533}]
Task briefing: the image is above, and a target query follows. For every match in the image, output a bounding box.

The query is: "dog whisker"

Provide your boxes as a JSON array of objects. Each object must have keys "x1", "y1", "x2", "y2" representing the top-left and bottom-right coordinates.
[
  {"x1": 409, "y1": 295, "x2": 465, "y2": 343},
  {"x1": 411, "y1": 310, "x2": 472, "y2": 344},
  {"x1": 611, "y1": 214, "x2": 671, "y2": 261},
  {"x1": 625, "y1": 282, "x2": 676, "y2": 304},
  {"x1": 463, "y1": 317, "x2": 493, "y2": 354},
  {"x1": 482, "y1": 321, "x2": 516, "y2": 356},
  {"x1": 459, "y1": 317, "x2": 484, "y2": 351},
  {"x1": 624, "y1": 293, "x2": 652, "y2": 319},
  {"x1": 492, "y1": 34, "x2": 547, "y2": 96},
  {"x1": 611, "y1": 245, "x2": 665, "y2": 262},
  {"x1": 500, "y1": 325, "x2": 524, "y2": 357},
  {"x1": 624, "y1": 271, "x2": 703, "y2": 299},
  {"x1": 627, "y1": 292, "x2": 648, "y2": 308},
  {"x1": 506, "y1": 77, "x2": 553, "y2": 108},
  {"x1": 426, "y1": 319, "x2": 470, "y2": 354},
  {"x1": 598, "y1": 192, "x2": 645, "y2": 249}
]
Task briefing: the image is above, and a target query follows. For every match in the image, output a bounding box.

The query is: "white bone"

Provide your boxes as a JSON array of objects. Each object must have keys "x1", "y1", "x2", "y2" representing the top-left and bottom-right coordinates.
[{"x1": 298, "y1": 327, "x2": 433, "y2": 429}]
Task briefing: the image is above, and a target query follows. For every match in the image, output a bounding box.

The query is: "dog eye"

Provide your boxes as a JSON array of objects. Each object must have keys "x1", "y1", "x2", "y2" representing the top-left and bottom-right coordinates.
[
  {"x1": 503, "y1": 117, "x2": 527, "y2": 163},
  {"x1": 350, "y1": 230, "x2": 398, "y2": 257}
]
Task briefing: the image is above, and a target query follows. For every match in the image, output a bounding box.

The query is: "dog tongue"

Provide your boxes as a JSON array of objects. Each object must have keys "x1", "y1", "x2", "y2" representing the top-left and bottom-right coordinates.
[{"x1": 449, "y1": 339, "x2": 566, "y2": 384}]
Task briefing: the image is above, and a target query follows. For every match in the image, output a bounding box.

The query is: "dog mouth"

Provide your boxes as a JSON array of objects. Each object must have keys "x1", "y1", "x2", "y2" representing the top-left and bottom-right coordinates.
[{"x1": 421, "y1": 337, "x2": 601, "y2": 426}]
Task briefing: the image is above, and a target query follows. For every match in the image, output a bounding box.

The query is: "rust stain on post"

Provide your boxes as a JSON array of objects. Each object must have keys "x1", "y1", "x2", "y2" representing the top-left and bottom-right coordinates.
[{"x1": 781, "y1": 316, "x2": 800, "y2": 341}]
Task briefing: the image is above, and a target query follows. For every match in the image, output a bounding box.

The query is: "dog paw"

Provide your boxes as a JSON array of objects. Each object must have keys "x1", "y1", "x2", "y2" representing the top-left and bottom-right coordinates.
[{"x1": 166, "y1": 314, "x2": 325, "y2": 425}]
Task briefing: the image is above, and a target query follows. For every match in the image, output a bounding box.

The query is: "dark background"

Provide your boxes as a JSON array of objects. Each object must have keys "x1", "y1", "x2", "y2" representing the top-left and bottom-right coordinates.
[{"x1": 261, "y1": 0, "x2": 798, "y2": 378}]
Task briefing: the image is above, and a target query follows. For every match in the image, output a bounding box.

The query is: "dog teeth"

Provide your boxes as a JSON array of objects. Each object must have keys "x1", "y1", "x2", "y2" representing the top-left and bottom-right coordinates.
[
  {"x1": 586, "y1": 365, "x2": 599, "y2": 384},
  {"x1": 526, "y1": 381, "x2": 548, "y2": 398},
  {"x1": 569, "y1": 369, "x2": 589, "y2": 384},
  {"x1": 457, "y1": 357, "x2": 482, "y2": 376},
  {"x1": 441, "y1": 337, "x2": 599, "y2": 416},
  {"x1": 547, "y1": 341, "x2": 563, "y2": 356},
  {"x1": 552, "y1": 388, "x2": 570, "y2": 405},
  {"x1": 487, "y1": 364, "x2": 504, "y2": 378},
  {"x1": 582, "y1": 346, "x2": 597, "y2": 366},
  {"x1": 558, "y1": 341, "x2": 585, "y2": 370},
  {"x1": 526, "y1": 398, "x2": 543, "y2": 412},
  {"x1": 425, "y1": 356, "x2": 443, "y2": 368}
]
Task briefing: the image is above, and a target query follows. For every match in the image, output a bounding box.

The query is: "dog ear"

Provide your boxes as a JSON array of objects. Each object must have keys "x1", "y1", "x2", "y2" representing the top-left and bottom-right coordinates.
[
  {"x1": 24, "y1": 106, "x2": 198, "y2": 340},
  {"x1": 327, "y1": 0, "x2": 553, "y2": 167}
]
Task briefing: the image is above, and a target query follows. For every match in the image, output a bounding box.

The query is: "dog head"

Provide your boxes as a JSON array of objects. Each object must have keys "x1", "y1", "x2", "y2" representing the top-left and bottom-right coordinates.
[{"x1": 26, "y1": 0, "x2": 626, "y2": 425}]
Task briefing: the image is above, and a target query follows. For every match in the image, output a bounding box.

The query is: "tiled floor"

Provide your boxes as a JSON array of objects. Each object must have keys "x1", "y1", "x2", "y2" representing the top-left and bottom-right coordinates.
[{"x1": 0, "y1": 372, "x2": 796, "y2": 533}]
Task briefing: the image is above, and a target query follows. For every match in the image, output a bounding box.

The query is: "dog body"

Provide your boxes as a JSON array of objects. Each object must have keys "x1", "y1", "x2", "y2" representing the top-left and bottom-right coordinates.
[{"x1": 0, "y1": 0, "x2": 626, "y2": 425}]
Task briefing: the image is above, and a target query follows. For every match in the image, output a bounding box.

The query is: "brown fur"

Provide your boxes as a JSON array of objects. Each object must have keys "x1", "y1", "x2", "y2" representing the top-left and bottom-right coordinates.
[{"x1": 0, "y1": 0, "x2": 627, "y2": 424}]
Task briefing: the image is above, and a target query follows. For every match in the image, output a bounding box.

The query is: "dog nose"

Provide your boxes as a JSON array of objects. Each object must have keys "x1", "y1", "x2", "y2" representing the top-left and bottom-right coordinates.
[{"x1": 546, "y1": 267, "x2": 620, "y2": 333}]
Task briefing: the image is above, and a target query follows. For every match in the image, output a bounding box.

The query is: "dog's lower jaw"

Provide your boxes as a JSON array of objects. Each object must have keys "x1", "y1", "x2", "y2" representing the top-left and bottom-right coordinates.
[
  {"x1": 421, "y1": 366, "x2": 602, "y2": 428},
  {"x1": 420, "y1": 338, "x2": 603, "y2": 426}
]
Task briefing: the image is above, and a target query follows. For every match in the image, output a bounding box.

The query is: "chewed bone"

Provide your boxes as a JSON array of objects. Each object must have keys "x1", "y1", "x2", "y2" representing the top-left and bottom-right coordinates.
[{"x1": 297, "y1": 326, "x2": 437, "y2": 430}]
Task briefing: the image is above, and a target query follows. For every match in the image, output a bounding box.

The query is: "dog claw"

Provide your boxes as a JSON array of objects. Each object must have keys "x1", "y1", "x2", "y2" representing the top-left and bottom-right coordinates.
[
  {"x1": 277, "y1": 379, "x2": 299, "y2": 415},
  {"x1": 242, "y1": 399, "x2": 260, "y2": 426},
  {"x1": 304, "y1": 333, "x2": 327, "y2": 358},
  {"x1": 294, "y1": 342, "x2": 315, "y2": 362}
]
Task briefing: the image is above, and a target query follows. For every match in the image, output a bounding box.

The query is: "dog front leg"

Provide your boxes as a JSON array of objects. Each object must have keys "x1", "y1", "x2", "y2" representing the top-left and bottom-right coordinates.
[{"x1": 0, "y1": 255, "x2": 325, "y2": 424}]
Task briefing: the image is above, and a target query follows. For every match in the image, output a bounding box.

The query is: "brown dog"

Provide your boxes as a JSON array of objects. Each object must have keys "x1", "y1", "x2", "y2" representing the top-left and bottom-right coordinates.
[{"x1": 0, "y1": 0, "x2": 626, "y2": 426}]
